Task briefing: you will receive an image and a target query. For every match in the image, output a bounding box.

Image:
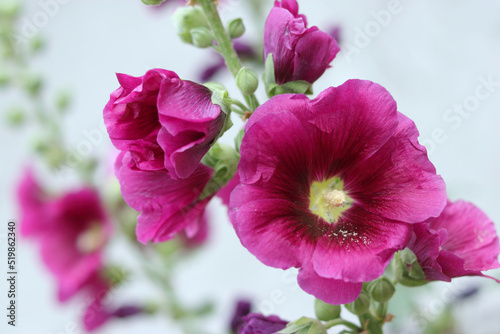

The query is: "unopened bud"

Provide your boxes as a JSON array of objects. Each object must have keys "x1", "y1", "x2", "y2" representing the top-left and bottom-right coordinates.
[
  {"x1": 5, "y1": 106, "x2": 25, "y2": 126},
  {"x1": 393, "y1": 249, "x2": 427, "y2": 287},
  {"x1": 228, "y1": 18, "x2": 245, "y2": 39},
  {"x1": 236, "y1": 67, "x2": 258, "y2": 95},
  {"x1": 141, "y1": 0, "x2": 166, "y2": 5},
  {"x1": 172, "y1": 7, "x2": 209, "y2": 44},
  {"x1": 369, "y1": 277, "x2": 395, "y2": 303},
  {"x1": 314, "y1": 299, "x2": 341, "y2": 321},
  {"x1": 345, "y1": 291, "x2": 370, "y2": 315},
  {"x1": 190, "y1": 27, "x2": 213, "y2": 48}
]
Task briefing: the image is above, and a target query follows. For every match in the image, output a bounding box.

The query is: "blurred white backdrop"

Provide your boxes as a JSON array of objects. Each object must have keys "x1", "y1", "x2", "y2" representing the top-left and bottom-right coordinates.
[{"x1": 2, "y1": 0, "x2": 500, "y2": 333}]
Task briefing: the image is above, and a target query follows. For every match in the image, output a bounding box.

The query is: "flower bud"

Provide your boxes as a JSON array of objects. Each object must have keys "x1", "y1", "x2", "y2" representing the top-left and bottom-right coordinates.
[
  {"x1": 172, "y1": 6, "x2": 209, "y2": 44},
  {"x1": 141, "y1": 0, "x2": 166, "y2": 5},
  {"x1": 314, "y1": 299, "x2": 341, "y2": 321},
  {"x1": 23, "y1": 73, "x2": 43, "y2": 96},
  {"x1": 236, "y1": 67, "x2": 258, "y2": 96},
  {"x1": 345, "y1": 290, "x2": 370, "y2": 315},
  {"x1": 369, "y1": 277, "x2": 395, "y2": 303},
  {"x1": 200, "y1": 143, "x2": 239, "y2": 199},
  {"x1": 190, "y1": 27, "x2": 214, "y2": 48},
  {"x1": 0, "y1": 1, "x2": 21, "y2": 17},
  {"x1": 280, "y1": 317, "x2": 326, "y2": 334},
  {"x1": 393, "y1": 249, "x2": 427, "y2": 287},
  {"x1": 5, "y1": 106, "x2": 25, "y2": 126},
  {"x1": 228, "y1": 18, "x2": 245, "y2": 39}
]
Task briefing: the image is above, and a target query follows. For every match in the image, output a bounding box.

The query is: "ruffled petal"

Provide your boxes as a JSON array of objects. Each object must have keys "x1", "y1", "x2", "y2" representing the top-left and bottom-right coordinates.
[
  {"x1": 343, "y1": 113, "x2": 447, "y2": 223},
  {"x1": 297, "y1": 263, "x2": 363, "y2": 305}
]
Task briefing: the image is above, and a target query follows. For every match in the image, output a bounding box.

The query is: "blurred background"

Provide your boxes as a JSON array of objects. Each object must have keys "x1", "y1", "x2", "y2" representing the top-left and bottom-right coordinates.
[{"x1": 2, "y1": 0, "x2": 500, "y2": 333}]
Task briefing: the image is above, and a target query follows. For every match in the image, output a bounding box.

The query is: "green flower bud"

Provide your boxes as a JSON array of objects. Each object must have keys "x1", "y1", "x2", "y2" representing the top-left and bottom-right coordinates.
[
  {"x1": 0, "y1": 1, "x2": 21, "y2": 18},
  {"x1": 236, "y1": 67, "x2": 259, "y2": 96},
  {"x1": 345, "y1": 290, "x2": 370, "y2": 315},
  {"x1": 5, "y1": 106, "x2": 25, "y2": 126},
  {"x1": 280, "y1": 317, "x2": 326, "y2": 334},
  {"x1": 0, "y1": 69, "x2": 9, "y2": 86},
  {"x1": 227, "y1": 18, "x2": 245, "y2": 39},
  {"x1": 190, "y1": 27, "x2": 213, "y2": 48},
  {"x1": 314, "y1": 298, "x2": 341, "y2": 321},
  {"x1": 23, "y1": 73, "x2": 43, "y2": 96},
  {"x1": 30, "y1": 35, "x2": 45, "y2": 53},
  {"x1": 393, "y1": 249, "x2": 427, "y2": 287},
  {"x1": 55, "y1": 89, "x2": 72, "y2": 112},
  {"x1": 369, "y1": 277, "x2": 395, "y2": 303},
  {"x1": 200, "y1": 143, "x2": 239, "y2": 199},
  {"x1": 172, "y1": 6, "x2": 209, "y2": 44},
  {"x1": 141, "y1": 0, "x2": 166, "y2": 5}
]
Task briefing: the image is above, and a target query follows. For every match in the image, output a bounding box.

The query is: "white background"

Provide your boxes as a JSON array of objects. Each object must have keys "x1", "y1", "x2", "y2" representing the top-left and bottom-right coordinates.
[{"x1": 2, "y1": 0, "x2": 500, "y2": 333}]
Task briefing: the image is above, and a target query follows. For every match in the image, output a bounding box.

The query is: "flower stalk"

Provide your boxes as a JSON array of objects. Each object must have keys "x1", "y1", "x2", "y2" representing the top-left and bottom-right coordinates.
[{"x1": 197, "y1": 0, "x2": 260, "y2": 111}]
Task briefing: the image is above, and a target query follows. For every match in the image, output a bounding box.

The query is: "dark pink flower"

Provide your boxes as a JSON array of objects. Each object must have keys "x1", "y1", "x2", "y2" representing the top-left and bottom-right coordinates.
[
  {"x1": 217, "y1": 171, "x2": 240, "y2": 207},
  {"x1": 264, "y1": 0, "x2": 340, "y2": 85},
  {"x1": 230, "y1": 80, "x2": 447, "y2": 304},
  {"x1": 179, "y1": 209, "x2": 210, "y2": 248},
  {"x1": 408, "y1": 200, "x2": 500, "y2": 282},
  {"x1": 104, "y1": 68, "x2": 226, "y2": 179},
  {"x1": 239, "y1": 313, "x2": 288, "y2": 334},
  {"x1": 115, "y1": 151, "x2": 213, "y2": 243},
  {"x1": 229, "y1": 299, "x2": 252, "y2": 333},
  {"x1": 17, "y1": 169, "x2": 111, "y2": 301}
]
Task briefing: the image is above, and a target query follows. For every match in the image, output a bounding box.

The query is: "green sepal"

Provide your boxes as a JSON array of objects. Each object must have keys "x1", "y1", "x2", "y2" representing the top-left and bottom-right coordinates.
[
  {"x1": 393, "y1": 248, "x2": 428, "y2": 287},
  {"x1": 279, "y1": 317, "x2": 326, "y2": 334},
  {"x1": 199, "y1": 143, "x2": 239, "y2": 199}
]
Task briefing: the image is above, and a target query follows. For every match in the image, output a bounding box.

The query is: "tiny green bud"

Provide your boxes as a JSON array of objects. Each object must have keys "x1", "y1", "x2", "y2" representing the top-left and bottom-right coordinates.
[
  {"x1": 23, "y1": 73, "x2": 43, "y2": 96},
  {"x1": 5, "y1": 106, "x2": 25, "y2": 126},
  {"x1": 30, "y1": 36, "x2": 45, "y2": 53},
  {"x1": 190, "y1": 27, "x2": 214, "y2": 48},
  {"x1": 236, "y1": 67, "x2": 259, "y2": 96},
  {"x1": 172, "y1": 7, "x2": 209, "y2": 44},
  {"x1": 314, "y1": 298, "x2": 341, "y2": 321},
  {"x1": 55, "y1": 89, "x2": 72, "y2": 112},
  {"x1": 227, "y1": 18, "x2": 245, "y2": 39},
  {"x1": 0, "y1": 1, "x2": 21, "y2": 17},
  {"x1": 345, "y1": 290, "x2": 370, "y2": 315},
  {"x1": 0, "y1": 69, "x2": 10, "y2": 86},
  {"x1": 141, "y1": 0, "x2": 166, "y2": 5},
  {"x1": 369, "y1": 277, "x2": 395, "y2": 303}
]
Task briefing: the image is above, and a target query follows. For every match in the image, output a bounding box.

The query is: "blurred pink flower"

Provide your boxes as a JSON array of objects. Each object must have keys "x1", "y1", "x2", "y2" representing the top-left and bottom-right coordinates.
[
  {"x1": 104, "y1": 69, "x2": 225, "y2": 179},
  {"x1": 264, "y1": 0, "x2": 339, "y2": 85},
  {"x1": 239, "y1": 313, "x2": 288, "y2": 334},
  {"x1": 230, "y1": 80, "x2": 447, "y2": 304},
  {"x1": 17, "y1": 169, "x2": 112, "y2": 301},
  {"x1": 409, "y1": 200, "x2": 500, "y2": 282}
]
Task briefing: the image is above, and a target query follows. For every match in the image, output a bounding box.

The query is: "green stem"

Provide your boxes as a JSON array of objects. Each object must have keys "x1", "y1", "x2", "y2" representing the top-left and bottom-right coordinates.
[
  {"x1": 359, "y1": 312, "x2": 384, "y2": 334},
  {"x1": 324, "y1": 318, "x2": 362, "y2": 332},
  {"x1": 198, "y1": 0, "x2": 260, "y2": 111}
]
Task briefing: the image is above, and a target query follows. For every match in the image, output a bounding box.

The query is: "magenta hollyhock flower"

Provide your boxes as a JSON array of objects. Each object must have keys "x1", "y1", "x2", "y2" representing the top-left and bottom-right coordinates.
[
  {"x1": 239, "y1": 313, "x2": 288, "y2": 334},
  {"x1": 17, "y1": 169, "x2": 111, "y2": 301},
  {"x1": 229, "y1": 80, "x2": 447, "y2": 304},
  {"x1": 264, "y1": 0, "x2": 340, "y2": 85},
  {"x1": 104, "y1": 68, "x2": 226, "y2": 178},
  {"x1": 408, "y1": 200, "x2": 500, "y2": 282},
  {"x1": 229, "y1": 299, "x2": 252, "y2": 333},
  {"x1": 217, "y1": 172, "x2": 240, "y2": 207},
  {"x1": 115, "y1": 151, "x2": 213, "y2": 243},
  {"x1": 179, "y1": 209, "x2": 210, "y2": 248}
]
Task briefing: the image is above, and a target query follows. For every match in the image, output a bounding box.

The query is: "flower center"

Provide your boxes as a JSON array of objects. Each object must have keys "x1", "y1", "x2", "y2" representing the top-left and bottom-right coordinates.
[
  {"x1": 309, "y1": 177, "x2": 353, "y2": 224},
  {"x1": 76, "y1": 223, "x2": 106, "y2": 254}
]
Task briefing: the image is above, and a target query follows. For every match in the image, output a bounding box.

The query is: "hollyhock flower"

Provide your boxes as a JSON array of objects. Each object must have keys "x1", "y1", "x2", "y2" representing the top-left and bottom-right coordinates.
[
  {"x1": 104, "y1": 68, "x2": 226, "y2": 178},
  {"x1": 408, "y1": 200, "x2": 500, "y2": 282},
  {"x1": 179, "y1": 209, "x2": 210, "y2": 248},
  {"x1": 239, "y1": 313, "x2": 288, "y2": 334},
  {"x1": 264, "y1": 0, "x2": 340, "y2": 85},
  {"x1": 115, "y1": 151, "x2": 213, "y2": 243},
  {"x1": 217, "y1": 172, "x2": 240, "y2": 207},
  {"x1": 17, "y1": 169, "x2": 111, "y2": 301},
  {"x1": 230, "y1": 80, "x2": 447, "y2": 304},
  {"x1": 229, "y1": 299, "x2": 252, "y2": 333}
]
